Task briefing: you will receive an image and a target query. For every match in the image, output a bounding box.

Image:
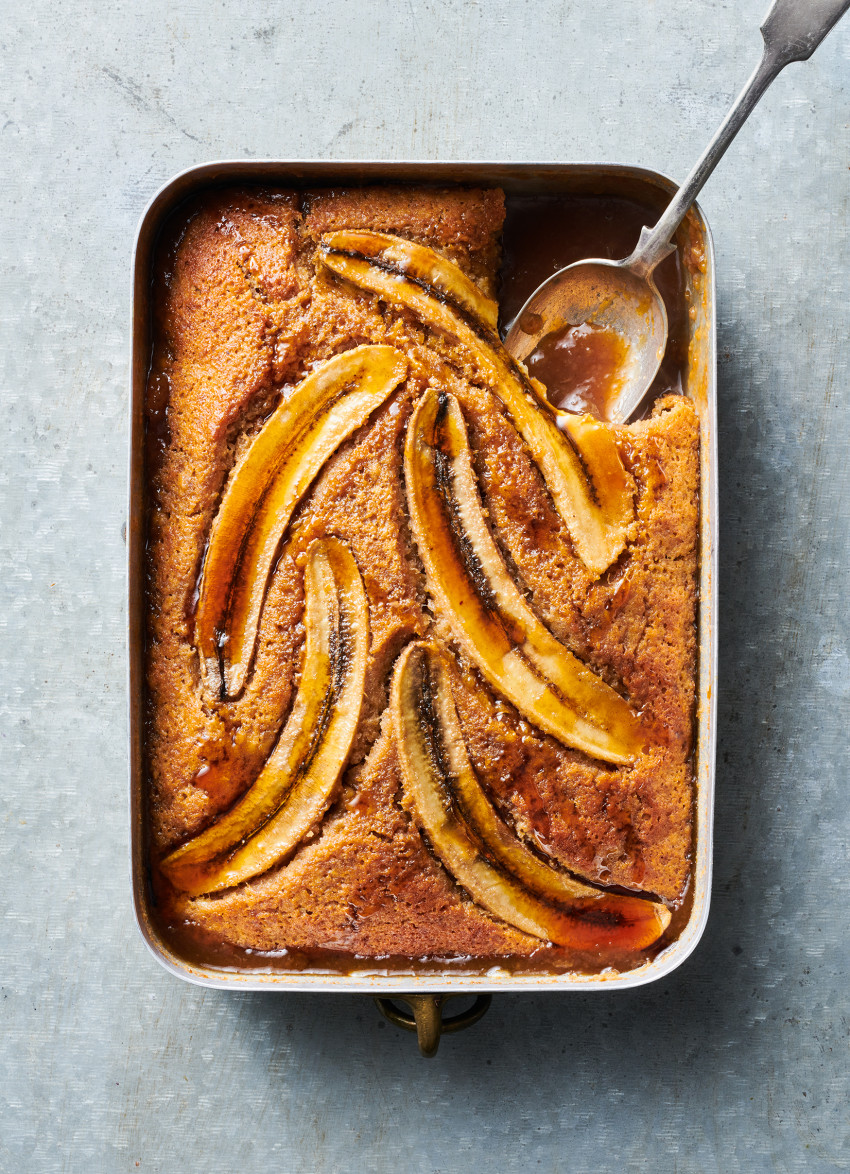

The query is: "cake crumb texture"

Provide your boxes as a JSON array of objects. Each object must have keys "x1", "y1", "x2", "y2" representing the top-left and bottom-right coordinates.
[{"x1": 146, "y1": 185, "x2": 699, "y2": 966}]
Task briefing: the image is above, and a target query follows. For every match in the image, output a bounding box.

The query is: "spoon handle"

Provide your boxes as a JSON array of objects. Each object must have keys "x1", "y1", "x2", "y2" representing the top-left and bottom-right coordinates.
[{"x1": 627, "y1": 0, "x2": 850, "y2": 279}]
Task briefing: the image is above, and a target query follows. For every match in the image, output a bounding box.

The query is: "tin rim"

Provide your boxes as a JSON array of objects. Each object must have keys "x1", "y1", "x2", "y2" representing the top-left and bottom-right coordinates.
[{"x1": 128, "y1": 160, "x2": 716, "y2": 994}]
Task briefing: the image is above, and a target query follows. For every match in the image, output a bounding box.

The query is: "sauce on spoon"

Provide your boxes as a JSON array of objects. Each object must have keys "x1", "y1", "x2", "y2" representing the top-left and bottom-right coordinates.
[
  {"x1": 525, "y1": 320, "x2": 630, "y2": 419},
  {"x1": 499, "y1": 195, "x2": 688, "y2": 417}
]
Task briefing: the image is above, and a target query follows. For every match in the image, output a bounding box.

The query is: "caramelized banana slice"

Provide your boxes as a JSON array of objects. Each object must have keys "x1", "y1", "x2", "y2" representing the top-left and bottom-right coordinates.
[
  {"x1": 405, "y1": 388, "x2": 642, "y2": 764},
  {"x1": 425, "y1": 645, "x2": 600, "y2": 903},
  {"x1": 559, "y1": 412, "x2": 634, "y2": 533},
  {"x1": 318, "y1": 236, "x2": 631, "y2": 575},
  {"x1": 392, "y1": 642, "x2": 671, "y2": 951},
  {"x1": 162, "y1": 538, "x2": 369, "y2": 896},
  {"x1": 427, "y1": 389, "x2": 642, "y2": 756},
  {"x1": 197, "y1": 344, "x2": 406, "y2": 697},
  {"x1": 321, "y1": 230, "x2": 499, "y2": 330}
]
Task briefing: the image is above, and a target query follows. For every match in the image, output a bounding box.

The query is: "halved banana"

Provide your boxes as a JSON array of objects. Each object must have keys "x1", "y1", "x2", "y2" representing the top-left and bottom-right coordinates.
[
  {"x1": 318, "y1": 234, "x2": 632, "y2": 575},
  {"x1": 392, "y1": 641, "x2": 671, "y2": 951},
  {"x1": 320, "y1": 230, "x2": 499, "y2": 330},
  {"x1": 405, "y1": 387, "x2": 642, "y2": 764},
  {"x1": 162, "y1": 538, "x2": 369, "y2": 896},
  {"x1": 196, "y1": 344, "x2": 406, "y2": 697},
  {"x1": 425, "y1": 645, "x2": 600, "y2": 903},
  {"x1": 559, "y1": 412, "x2": 634, "y2": 534}
]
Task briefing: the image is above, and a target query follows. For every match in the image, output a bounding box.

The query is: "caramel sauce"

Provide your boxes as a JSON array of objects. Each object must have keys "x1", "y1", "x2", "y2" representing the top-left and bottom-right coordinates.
[
  {"x1": 156, "y1": 906, "x2": 691, "y2": 978},
  {"x1": 145, "y1": 367, "x2": 172, "y2": 468},
  {"x1": 526, "y1": 321, "x2": 630, "y2": 418},
  {"x1": 605, "y1": 569, "x2": 634, "y2": 618},
  {"x1": 499, "y1": 194, "x2": 689, "y2": 412},
  {"x1": 190, "y1": 760, "x2": 232, "y2": 802}
]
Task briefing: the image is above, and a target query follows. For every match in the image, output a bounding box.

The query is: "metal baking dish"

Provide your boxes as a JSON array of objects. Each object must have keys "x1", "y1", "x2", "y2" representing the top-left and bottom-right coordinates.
[{"x1": 129, "y1": 161, "x2": 717, "y2": 1055}]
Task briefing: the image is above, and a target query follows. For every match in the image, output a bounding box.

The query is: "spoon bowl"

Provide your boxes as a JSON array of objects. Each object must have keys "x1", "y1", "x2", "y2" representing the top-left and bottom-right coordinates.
[{"x1": 504, "y1": 258, "x2": 668, "y2": 424}]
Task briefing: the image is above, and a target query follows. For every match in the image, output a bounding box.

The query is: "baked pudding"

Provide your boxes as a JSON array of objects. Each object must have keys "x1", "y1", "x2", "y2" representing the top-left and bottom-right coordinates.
[{"x1": 144, "y1": 185, "x2": 699, "y2": 974}]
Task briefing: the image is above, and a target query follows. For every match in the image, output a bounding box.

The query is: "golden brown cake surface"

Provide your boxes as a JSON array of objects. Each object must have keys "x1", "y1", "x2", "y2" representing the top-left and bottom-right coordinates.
[{"x1": 145, "y1": 185, "x2": 699, "y2": 973}]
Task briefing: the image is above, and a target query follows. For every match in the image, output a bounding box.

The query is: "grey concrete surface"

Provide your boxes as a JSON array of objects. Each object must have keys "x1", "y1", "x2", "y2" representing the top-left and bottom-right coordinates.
[{"x1": 2, "y1": 1, "x2": 849, "y2": 1171}]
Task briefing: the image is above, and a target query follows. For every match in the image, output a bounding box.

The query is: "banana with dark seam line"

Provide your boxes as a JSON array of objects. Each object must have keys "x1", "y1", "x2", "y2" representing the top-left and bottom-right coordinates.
[
  {"x1": 318, "y1": 232, "x2": 633, "y2": 576},
  {"x1": 404, "y1": 386, "x2": 643, "y2": 764},
  {"x1": 196, "y1": 344, "x2": 406, "y2": 698},
  {"x1": 163, "y1": 537, "x2": 369, "y2": 897},
  {"x1": 392, "y1": 641, "x2": 671, "y2": 951}
]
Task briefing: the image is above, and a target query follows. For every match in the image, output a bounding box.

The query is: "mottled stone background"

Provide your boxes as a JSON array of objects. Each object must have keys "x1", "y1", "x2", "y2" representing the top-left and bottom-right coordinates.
[{"x1": 2, "y1": 1, "x2": 848, "y2": 1171}]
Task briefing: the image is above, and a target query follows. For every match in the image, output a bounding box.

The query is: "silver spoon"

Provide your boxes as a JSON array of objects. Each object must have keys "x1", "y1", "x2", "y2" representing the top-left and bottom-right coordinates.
[{"x1": 504, "y1": 0, "x2": 850, "y2": 423}]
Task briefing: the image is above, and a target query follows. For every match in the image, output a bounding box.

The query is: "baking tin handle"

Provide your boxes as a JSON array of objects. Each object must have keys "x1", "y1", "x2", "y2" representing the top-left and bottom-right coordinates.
[{"x1": 373, "y1": 993, "x2": 492, "y2": 1057}]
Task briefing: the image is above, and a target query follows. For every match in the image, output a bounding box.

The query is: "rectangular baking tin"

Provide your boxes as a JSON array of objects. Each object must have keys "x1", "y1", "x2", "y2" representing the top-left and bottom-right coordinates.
[{"x1": 129, "y1": 161, "x2": 717, "y2": 994}]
